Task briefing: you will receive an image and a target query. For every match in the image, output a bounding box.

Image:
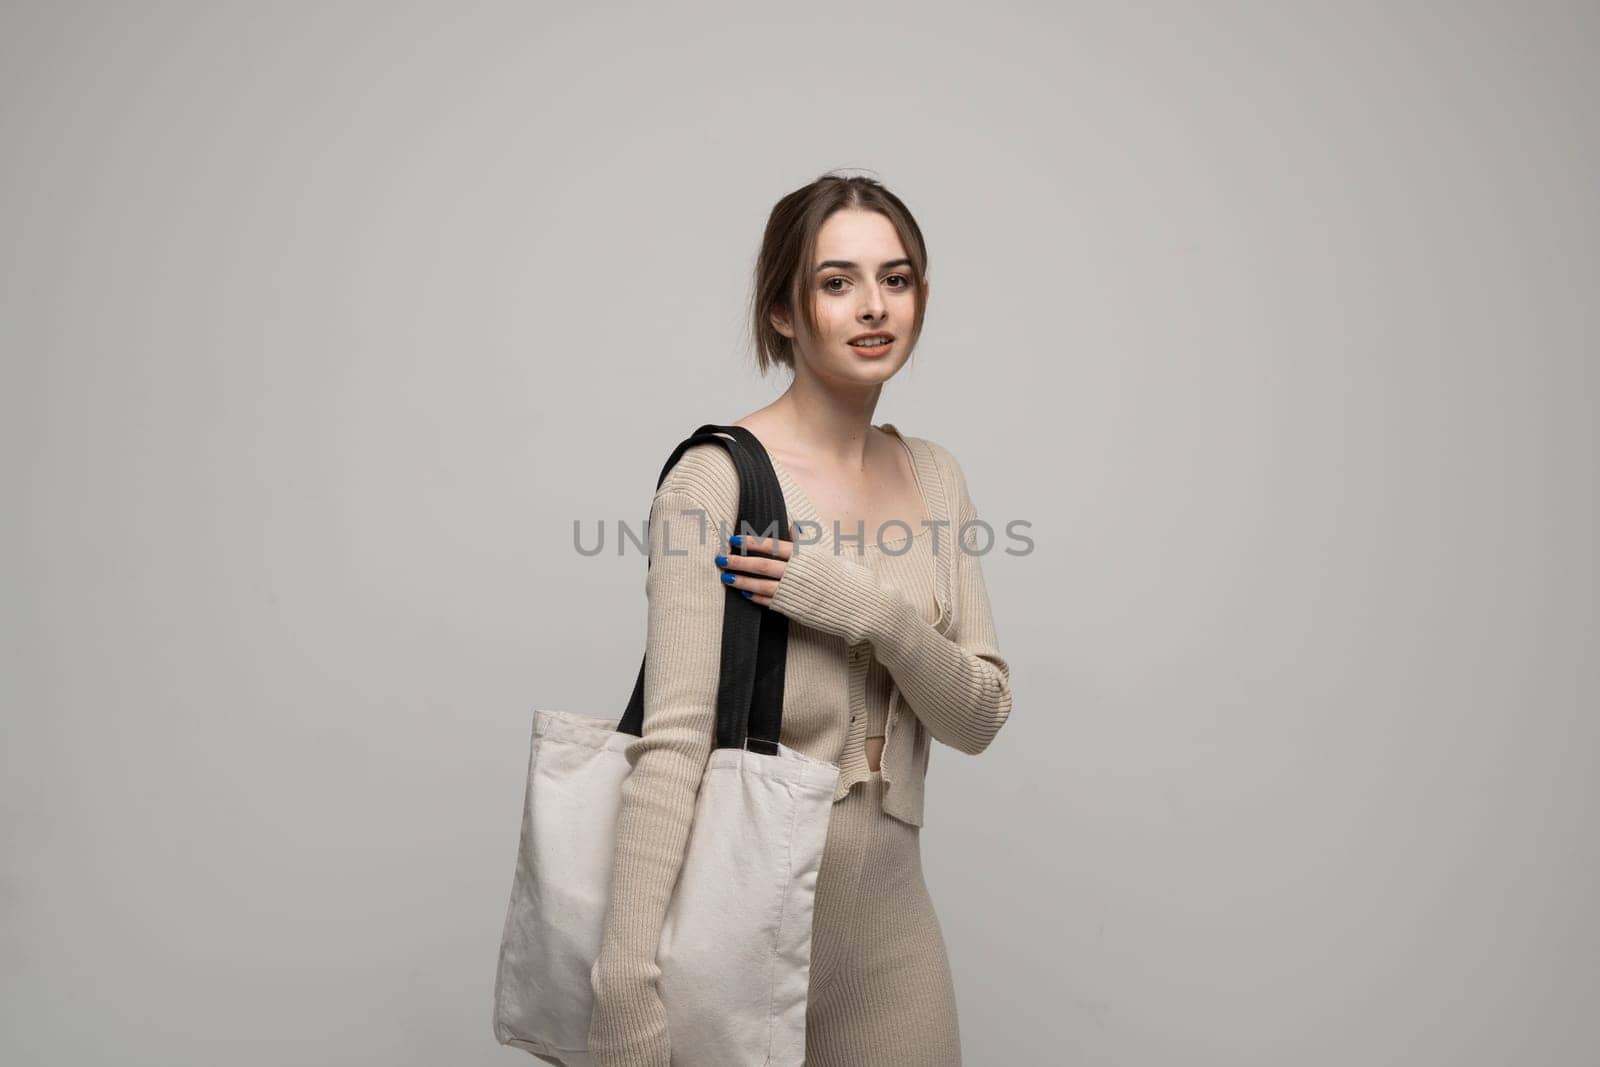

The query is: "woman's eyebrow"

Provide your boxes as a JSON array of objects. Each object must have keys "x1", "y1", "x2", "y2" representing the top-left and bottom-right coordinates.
[{"x1": 813, "y1": 258, "x2": 913, "y2": 273}]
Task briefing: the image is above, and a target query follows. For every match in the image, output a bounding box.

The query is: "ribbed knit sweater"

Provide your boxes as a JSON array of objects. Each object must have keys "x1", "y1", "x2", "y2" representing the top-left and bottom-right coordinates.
[{"x1": 587, "y1": 423, "x2": 1012, "y2": 1065}]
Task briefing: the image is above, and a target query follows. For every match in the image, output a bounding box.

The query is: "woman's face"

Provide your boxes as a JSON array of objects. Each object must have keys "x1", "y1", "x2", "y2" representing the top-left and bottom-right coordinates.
[{"x1": 773, "y1": 208, "x2": 927, "y2": 386}]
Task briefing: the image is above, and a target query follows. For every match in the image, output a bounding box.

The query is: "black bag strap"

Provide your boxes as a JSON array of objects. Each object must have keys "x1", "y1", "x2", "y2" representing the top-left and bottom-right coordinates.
[{"x1": 616, "y1": 425, "x2": 791, "y2": 754}]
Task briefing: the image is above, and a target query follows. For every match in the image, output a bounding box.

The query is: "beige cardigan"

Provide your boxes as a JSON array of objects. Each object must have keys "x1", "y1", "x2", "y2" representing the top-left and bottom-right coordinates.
[{"x1": 587, "y1": 423, "x2": 1013, "y2": 1064}]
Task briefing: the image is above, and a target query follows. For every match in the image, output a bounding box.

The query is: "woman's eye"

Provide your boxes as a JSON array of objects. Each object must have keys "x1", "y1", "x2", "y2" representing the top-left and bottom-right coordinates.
[
  {"x1": 824, "y1": 277, "x2": 847, "y2": 292},
  {"x1": 886, "y1": 274, "x2": 909, "y2": 288}
]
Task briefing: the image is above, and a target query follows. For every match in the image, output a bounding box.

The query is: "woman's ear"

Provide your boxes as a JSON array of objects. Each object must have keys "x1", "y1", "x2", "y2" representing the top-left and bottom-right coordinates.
[{"x1": 769, "y1": 306, "x2": 795, "y2": 339}]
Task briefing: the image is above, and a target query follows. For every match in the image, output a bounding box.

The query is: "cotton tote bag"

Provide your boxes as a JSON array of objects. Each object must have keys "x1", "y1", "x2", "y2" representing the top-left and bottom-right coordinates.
[{"x1": 492, "y1": 424, "x2": 842, "y2": 1067}]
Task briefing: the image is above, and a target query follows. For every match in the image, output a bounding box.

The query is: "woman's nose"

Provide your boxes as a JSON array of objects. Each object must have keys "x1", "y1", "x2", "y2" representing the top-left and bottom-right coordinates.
[{"x1": 861, "y1": 290, "x2": 887, "y2": 319}]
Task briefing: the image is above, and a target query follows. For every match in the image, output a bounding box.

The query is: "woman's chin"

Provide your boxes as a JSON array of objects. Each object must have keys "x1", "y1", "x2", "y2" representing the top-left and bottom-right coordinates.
[
  {"x1": 838, "y1": 359, "x2": 898, "y2": 384},
  {"x1": 797, "y1": 348, "x2": 905, "y2": 384},
  {"x1": 842, "y1": 345, "x2": 903, "y2": 370}
]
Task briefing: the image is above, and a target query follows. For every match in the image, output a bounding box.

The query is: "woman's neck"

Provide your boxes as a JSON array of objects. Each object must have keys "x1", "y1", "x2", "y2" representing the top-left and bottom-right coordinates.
[{"x1": 756, "y1": 382, "x2": 884, "y2": 471}]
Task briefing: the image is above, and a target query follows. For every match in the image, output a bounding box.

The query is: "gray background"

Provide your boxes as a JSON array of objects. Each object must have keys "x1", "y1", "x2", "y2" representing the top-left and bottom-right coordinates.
[{"x1": 4, "y1": 2, "x2": 1596, "y2": 1064}]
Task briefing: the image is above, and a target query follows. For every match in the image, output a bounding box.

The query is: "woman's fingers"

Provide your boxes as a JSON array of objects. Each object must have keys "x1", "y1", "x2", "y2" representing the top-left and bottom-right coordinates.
[
  {"x1": 730, "y1": 521, "x2": 800, "y2": 560},
  {"x1": 717, "y1": 563, "x2": 781, "y2": 605},
  {"x1": 722, "y1": 571, "x2": 781, "y2": 604},
  {"x1": 715, "y1": 521, "x2": 801, "y2": 606},
  {"x1": 716, "y1": 549, "x2": 784, "y2": 603}
]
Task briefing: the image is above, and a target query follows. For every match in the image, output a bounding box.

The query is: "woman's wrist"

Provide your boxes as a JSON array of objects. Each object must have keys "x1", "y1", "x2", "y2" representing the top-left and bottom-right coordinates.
[{"x1": 764, "y1": 544, "x2": 893, "y2": 645}]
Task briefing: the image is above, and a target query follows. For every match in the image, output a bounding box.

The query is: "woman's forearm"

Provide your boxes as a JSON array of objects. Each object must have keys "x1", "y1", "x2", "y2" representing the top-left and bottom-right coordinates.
[
  {"x1": 588, "y1": 486, "x2": 727, "y2": 1065},
  {"x1": 766, "y1": 537, "x2": 1012, "y2": 755}
]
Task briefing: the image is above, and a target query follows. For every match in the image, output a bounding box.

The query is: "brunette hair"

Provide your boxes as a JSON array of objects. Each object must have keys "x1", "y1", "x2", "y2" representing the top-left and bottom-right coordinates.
[{"x1": 748, "y1": 171, "x2": 929, "y2": 375}]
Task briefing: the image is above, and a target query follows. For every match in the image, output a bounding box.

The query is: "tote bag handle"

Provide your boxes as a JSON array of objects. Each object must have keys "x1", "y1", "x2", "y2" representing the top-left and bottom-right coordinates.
[{"x1": 616, "y1": 424, "x2": 791, "y2": 756}]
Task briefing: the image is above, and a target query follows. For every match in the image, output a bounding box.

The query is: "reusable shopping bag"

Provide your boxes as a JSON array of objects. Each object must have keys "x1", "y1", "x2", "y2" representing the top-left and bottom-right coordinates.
[{"x1": 492, "y1": 425, "x2": 841, "y2": 1066}]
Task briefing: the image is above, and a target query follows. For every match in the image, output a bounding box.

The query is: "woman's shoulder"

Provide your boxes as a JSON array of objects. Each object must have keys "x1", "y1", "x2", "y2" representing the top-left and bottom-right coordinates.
[{"x1": 654, "y1": 438, "x2": 741, "y2": 515}]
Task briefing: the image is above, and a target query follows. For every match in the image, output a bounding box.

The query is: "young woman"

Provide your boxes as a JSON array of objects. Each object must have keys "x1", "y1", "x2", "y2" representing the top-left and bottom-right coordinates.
[{"x1": 587, "y1": 172, "x2": 1013, "y2": 1066}]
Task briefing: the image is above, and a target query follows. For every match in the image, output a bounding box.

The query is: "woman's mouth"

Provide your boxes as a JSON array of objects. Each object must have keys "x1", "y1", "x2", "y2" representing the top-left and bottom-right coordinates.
[{"x1": 848, "y1": 334, "x2": 894, "y2": 356}]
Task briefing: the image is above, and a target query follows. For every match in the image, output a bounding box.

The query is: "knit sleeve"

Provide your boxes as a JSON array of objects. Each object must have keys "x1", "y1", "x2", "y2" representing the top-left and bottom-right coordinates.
[
  {"x1": 587, "y1": 447, "x2": 738, "y2": 1065},
  {"x1": 765, "y1": 448, "x2": 1013, "y2": 755}
]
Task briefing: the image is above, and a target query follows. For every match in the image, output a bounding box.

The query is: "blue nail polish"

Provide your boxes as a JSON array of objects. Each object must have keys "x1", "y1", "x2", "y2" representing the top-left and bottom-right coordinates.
[
  {"x1": 740, "y1": 590, "x2": 753, "y2": 598},
  {"x1": 729, "y1": 534, "x2": 743, "y2": 546},
  {"x1": 715, "y1": 555, "x2": 728, "y2": 566},
  {"x1": 721, "y1": 573, "x2": 735, "y2": 584}
]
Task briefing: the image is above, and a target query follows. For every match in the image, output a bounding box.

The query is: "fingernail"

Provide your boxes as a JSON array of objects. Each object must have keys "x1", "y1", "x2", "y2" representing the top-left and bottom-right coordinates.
[
  {"x1": 721, "y1": 573, "x2": 735, "y2": 584},
  {"x1": 729, "y1": 535, "x2": 743, "y2": 545},
  {"x1": 714, "y1": 555, "x2": 728, "y2": 566},
  {"x1": 740, "y1": 590, "x2": 753, "y2": 598}
]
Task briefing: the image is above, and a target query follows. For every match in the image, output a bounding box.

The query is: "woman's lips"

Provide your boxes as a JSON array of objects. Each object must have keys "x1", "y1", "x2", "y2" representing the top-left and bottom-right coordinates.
[{"x1": 848, "y1": 338, "x2": 894, "y2": 357}]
